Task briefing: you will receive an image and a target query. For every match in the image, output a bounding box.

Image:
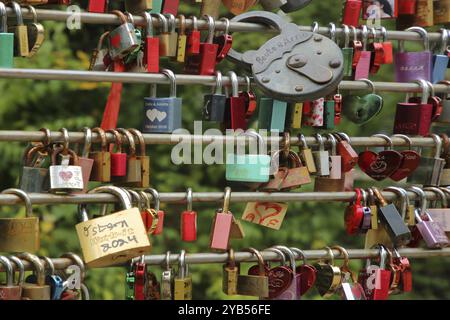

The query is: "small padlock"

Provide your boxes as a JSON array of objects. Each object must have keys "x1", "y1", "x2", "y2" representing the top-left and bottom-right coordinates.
[
  {"x1": 394, "y1": 27, "x2": 432, "y2": 82},
  {"x1": 342, "y1": 0, "x2": 362, "y2": 27},
  {"x1": 89, "y1": 32, "x2": 110, "y2": 71},
  {"x1": 0, "y1": 256, "x2": 22, "y2": 300},
  {"x1": 142, "y1": 12, "x2": 159, "y2": 73},
  {"x1": 175, "y1": 15, "x2": 187, "y2": 63},
  {"x1": 8, "y1": 2, "x2": 29, "y2": 57},
  {"x1": 222, "y1": 248, "x2": 239, "y2": 296},
  {"x1": 210, "y1": 187, "x2": 233, "y2": 251},
  {"x1": 258, "y1": 98, "x2": 288, "y2": 132},
  {"x1": 160, "y1": 251, "x2": 173, "y2": 300},
  {"x1": 423, "y1": 187, "x2": 450, "y2": 238},
  {"x1": 127, "y1": 129, "x2": 150, "y2": 188},
  {"x1": 236, "y1": 248, "x2": 269, "y2": 298},
  {"x1": 298, "y1": 134, "x2": 316, "y2": 174},
  {"x1": 358, "y1": 245, "x2": 391, "y2": 300},
  {"x1": 115, "y1": 128, "x2": 142, "y2": 184},
  {"x1": 174, "y1": 250, "x2": 192, "y2": 300},
  {"x1": 18, "y1": 253, "x2": 51, "y2": 300},
  {"x1": 313, "y1": 247, "x2": 342, "y2": 298},
  {"x1": 19, "y1": 144, "x2": 50, "y2": 193},
  {"x1": 143, "y1": 69, "x2": 182, "y2": 133},
  {"x1": 108, "y1": 10, "x2": 139, "y2": 60},
  {"x1": 49, "y1": 137, "x2": 84, "y2": 193},
  {"x1": 354, "y1": 25, "x2": 371, "y2": 80},
  {"x1": 107, "y1": 129, "x2": 127, "y2": 178},
  {"x1": 0, "y1": 2, "x2": 14, "y2": 68},
  {"x1": 181, "y1": 188, "x2": 197, "y2": 242},
  {"x1": 203, "y1": 71, "x2": 226, "y2": 122},
  {"x1": 145, "y1": 188, "x2": 165, "y2": 235},
  {"x1": 432, "y1": 29, "x2": 449, "y2": 84},
  {"x1": 184, "y1": 15, "x2": 218, "y2": 75},
  {"x1": 332, "y1": 133, "x2": 358, "y2": 172},
  {"x1": 186, "y1": 16, "x2": 200, "y2": 56},
  {"x1": 89, "y1": 127, "x2": 111, "y2": 182},
  {"x1": 312, "y1": 133, "x2": 330, "y2": 176},
  {"x1": 223, "y1": 71, "x2": 248, "y2": 130},
  {"x1": 75, "y1": 128, "x2": 94, "y2": 193},
  {"x1": 164, "y1": 14, "x2": 178, "y2": 57}
]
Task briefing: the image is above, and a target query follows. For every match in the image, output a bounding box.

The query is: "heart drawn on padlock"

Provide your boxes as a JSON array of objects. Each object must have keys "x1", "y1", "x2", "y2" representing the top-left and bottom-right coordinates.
[
  {"x1": 146, "y1": 109, "x2": 167, "y2": 122},
  {"x1": 358, "y1": 150, "x2": 402, "y2": 181},
  {"x1": 342, "y1": 94, "x2": 383, "y2": 125},
  {"x1": 59, "y1": 171, "x2": 73, "y2": 181},
  {"x1": 389, "y1": 150, "x2": 421, "y2": 181},
  {"x1": 253, "y1": 202, "x2": 284, "y2": 225}
]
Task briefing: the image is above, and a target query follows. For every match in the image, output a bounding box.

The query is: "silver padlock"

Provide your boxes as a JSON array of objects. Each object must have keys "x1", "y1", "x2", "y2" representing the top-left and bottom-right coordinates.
[
  {"x1": 312, "y1": 133, "x2": 330, "y2": 176},
  {"x1": 408, "y1": 134, "x2": 445, "y2": 186},
  {"x1": 108, "y1": 10, "x2": 139, "y2": 60}
]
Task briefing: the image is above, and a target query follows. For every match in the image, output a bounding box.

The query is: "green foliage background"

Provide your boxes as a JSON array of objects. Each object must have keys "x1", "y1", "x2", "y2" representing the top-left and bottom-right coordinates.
[{"x1": 0, "y1": 0, "x2": 449, "y2": 300}]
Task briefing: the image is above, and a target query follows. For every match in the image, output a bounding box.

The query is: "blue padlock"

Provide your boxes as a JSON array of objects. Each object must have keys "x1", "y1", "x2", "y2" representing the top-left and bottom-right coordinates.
[
  {"x1": 143, "y1": 68, "x2": 182, "y2": 133},
  {"x1": 226, "y1": 131, "x2": 271, "y2": 183},
  {"x1": 26, "y1": 256, "x2": 64, "y2": 300},
  {"x1": 432, "y1": 29, "x2": 449, "y2": 84},
  {"x1": 258, "y1": 98, "x2": 288, "y2": 132}
]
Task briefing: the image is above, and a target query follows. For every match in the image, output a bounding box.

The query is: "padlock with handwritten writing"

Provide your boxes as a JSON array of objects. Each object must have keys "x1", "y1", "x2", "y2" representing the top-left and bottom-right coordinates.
[{"x1": 76, "y1": 186, "x2": 151, "y2": 268}]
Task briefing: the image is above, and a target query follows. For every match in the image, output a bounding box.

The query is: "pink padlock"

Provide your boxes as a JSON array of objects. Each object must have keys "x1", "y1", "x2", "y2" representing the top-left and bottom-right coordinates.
[{"x1": 210, "y1": 187, "x2": 233, "y2": 251}]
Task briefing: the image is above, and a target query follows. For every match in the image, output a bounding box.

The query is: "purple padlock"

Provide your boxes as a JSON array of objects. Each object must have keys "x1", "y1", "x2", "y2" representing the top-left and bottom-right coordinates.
[{"x1": 394, "y1": 27, "x2": 432, "y2": 82}]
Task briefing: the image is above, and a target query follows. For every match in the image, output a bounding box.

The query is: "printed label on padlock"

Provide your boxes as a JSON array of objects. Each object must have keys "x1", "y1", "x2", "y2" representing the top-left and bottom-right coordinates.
[
  {"x1": 241, "y1": 202, "x2": 288, "y2": 230},
  {"x1": 143, "y1": 97, "x2": 182, "y2": 133},
  {"x1": 49, "y1": 165, "x2": 84, "y2": 191},
  {"x1": 302, "y1": 98, "x2": 324, "y2": 127}
]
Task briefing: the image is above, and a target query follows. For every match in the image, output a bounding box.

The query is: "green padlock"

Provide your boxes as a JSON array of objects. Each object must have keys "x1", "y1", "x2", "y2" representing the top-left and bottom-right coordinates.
[
  {"x1": 342, "y1": 79, "x2": 383, "y2": 125},
  {"x1": 322, "y1": 99, "x2": 335, "y2": 129},
  {"x1": 342, "y1": 24, "x2": 354, "y2": 78},
  {"x1": 258, "y1": 98, "x2": 287, "y2": 132},
  {"x1": 150, "y1": 0, "x2": 163, "y2": 13},
  {"x1": 226, "y1": 131, "x2": 271, "y2": 183},
  {"x1": 0, "y1": 2, "x2": 14, "y2": 68}
]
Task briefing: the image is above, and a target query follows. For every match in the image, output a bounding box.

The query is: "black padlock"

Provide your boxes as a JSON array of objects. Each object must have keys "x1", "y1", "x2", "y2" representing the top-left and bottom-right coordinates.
[
  {"x1": 372, "y1": 187, "x2": 412, "y2": 246},
  {"x1": 203, "y1": 71, "x2": 226, "y2": 122}
]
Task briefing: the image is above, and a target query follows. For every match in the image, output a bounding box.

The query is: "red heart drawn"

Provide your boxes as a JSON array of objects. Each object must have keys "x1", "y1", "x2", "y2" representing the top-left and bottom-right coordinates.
[
  {"x1": 59, "y1": 171, "x2": 73, "y2": 181},
  {"x1": 358, "y1": 150, "x2": 402, "y2": 181},
  {"x1": 389, "y1": 150, "x2": 421, "y2": 181}
]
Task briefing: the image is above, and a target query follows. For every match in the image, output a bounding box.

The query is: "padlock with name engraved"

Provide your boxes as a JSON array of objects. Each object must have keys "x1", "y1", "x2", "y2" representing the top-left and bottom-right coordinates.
[
  {"x1": 143, "y1": 69, "x2": 182, "y2": 133},
  {"x1": 394, "y1": 27, "x2": 432, "y2": 82}
]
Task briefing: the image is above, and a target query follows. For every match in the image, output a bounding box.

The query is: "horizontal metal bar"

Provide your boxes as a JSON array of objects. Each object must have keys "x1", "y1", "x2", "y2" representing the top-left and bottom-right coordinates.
[
  {"x1": 0, "y1": 69, "x2": 449, "y2": 94},
  {"x1": 6, "y1": 8, "x2": 448, "y2": 43},
  {"x1": 0, "y1": 191, "x2": 447, "y2": 205},
  {"x1": 0, "y1": 131, "x2": 440, "y2": 148},
  {"x1": 1, "y1": 249, "x2": 450, "y2": 271}
]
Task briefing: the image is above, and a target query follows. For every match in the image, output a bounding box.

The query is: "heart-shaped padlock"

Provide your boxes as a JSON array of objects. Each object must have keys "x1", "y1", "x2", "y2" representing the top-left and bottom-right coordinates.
[
  {"x1": 227, "y1": 11, "x2": 343, "y2": 102},
  {"x1": 389, "y1": 135, "x2": 421, "y2": 181},
  {"x1": 358, "y1": 150, "x2": 403, "y2": 181},
  {"x1": 26, "y1": 6, "x2": 45, "y2": 57},
  {"x1": 343, "y1": 94, "x2": 383, "y2": 124},
  {"x1": 313, "y1": 247, "x2": 342, "y2": 297},
  {"x1": 290, "y1": 248, "x2": 316, "y2": 296}
]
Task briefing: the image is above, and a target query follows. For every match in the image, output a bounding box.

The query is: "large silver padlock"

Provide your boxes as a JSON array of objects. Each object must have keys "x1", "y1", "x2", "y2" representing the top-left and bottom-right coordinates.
[
  {"x1": 408, "y1": 134, "x2": 445, "y2": 186},
  {"x1": 280, "y1": 0, "x2": 312, "y2": 13},
  {"x1": 49, "y1": 148, "x2": 84, "y2": 193},
  {"x1": 227, "y1": 11, "x2": 343, "y2": 102},
  {"x1": 108, "y1": 10, "x2": 139, "y2": 60}
]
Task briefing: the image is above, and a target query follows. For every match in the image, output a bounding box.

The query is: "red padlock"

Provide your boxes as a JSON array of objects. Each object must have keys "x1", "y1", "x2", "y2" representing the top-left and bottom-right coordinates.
[
  {"x1": 334, "y1": 133, "x2": 358, "y2": 172},
  {"x1": 334, "y1": 94, "x2": 342, "y2": 125},
  {"x1": 368, "y1": 28, "x2": 385, "y2": 74},
  {"x1": 213, "y1": 18, "x2": 233, "y2": 63},
  {"x1": 378, "y1": 27, "x2": 393, "y2": 64},
  {"x1": 88, "y1": 0, "x2": 106, "y2": 13},
  {"x1": 344, "y1": 188, "x2": 365, "y2": 235},
  {"x1": 239, "y1": 76, "x2": 257, "y2": 121},
  {"x1": 359, "y1": 245, "x2": 391, "y2": 300},
  {"x1": 342, "y1": 0, "x2": 362, "y2": 27},
  {"x1": 186, "y1": 16, "x2": 201, "y2": 56},
  {"x1": 142, "y1": 12, "x2": 159, "y2": 73},
  {"x1": 224, "y1": 71, "x2": 247, "y2": 130},
  {"x1": 398, "y1": 0, "x2": 417, "y2": 15},
  {"x1": 134, "y1": 258, "x2": 146, "y2": 300},
  {"x1": 107, "y1": 129, "x2": 127, "y2": 177},
  {"x1": 162, "y1": 0, "x2": 179, "y2": 15},
  {"x1": 184, "y1": 15, "x2": 219, "y2": 75},
  {"x1": 181, "y1": 188, "x2": 197, "y2": 242}
]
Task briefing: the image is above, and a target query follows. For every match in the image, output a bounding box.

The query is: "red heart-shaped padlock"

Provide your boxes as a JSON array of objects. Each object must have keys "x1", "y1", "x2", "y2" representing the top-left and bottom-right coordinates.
[
  {"x1": 389, "y1": 150, "x2": 421, "y2": 181},
  {"x1": 358, "y1": 150, "x2": 403, "y2": 181},
  {"x1": 296, "y1": 264, "x2": 317, "y2": 296}
]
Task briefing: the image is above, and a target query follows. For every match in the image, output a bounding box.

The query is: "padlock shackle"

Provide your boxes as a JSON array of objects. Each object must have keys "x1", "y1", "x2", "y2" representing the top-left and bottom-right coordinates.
[
  {"x1": 360, "y1": 25, "x2": 368, "y2": 51},
  {"x1": 144, "y1": 188, "x2": 160, "y2": 212},
  {"x1": 17, "y1": 253, "x2": 46, "y2": 286},
  {"x1": 164, "y1": 251, "x2": 171, "y2": 271},
  {"x1": 243, "y1": 247, "x2": 266, "y2": 276},
  {"x1": 164, "y1": 13, "x2": 176, "y2": 33},
  {"x1": 117, "y1": 128, "x2": 137, "y2": 156},
  {"x1": 0, "y1": 256, "x2": 14, "y2": 286},
  {"x1": 324, "y1": 133, "x2": 337, "y2": 155},
  {"x1": 178, "y1": 14, "x2": 186, "y2": 35},
  {"x1": 89, "y1": 185, "x2": 133, "y2": 209},
  {"x1": 328, "y1": 22, "x2": 336, "y2": 43},
  {"x1": 186, "y1": 187, "x2": 193, "y2": 212},
  {"x1": 290, "y1": 247, "x2": 308, "y2": 265},
  {"x1": 2, "y1": 188, "x2": 34, "y2": 218},
  {"x1": 424, "y1": 186, "x2": 448, "y2": 209},
  {"x1": 10, "y1": 2, "x2": 24, "y2": 25},
  {"x1": 384, "y1": 187, "x2": 408, "y2": 220},
  {"x1": 213, "y1": 71, "x2": 223, "y2": 95},
  {"x1": 392, "y1": 134, "x2": 413, "y2": 150},
  {"x1": 106, "y1": 129, "x2": 123, "y2": 153},
  {"x1": 26, "y1": 5, "x2": 38, "y2": 23},
  {"x1": 226, "y1": 11, "x2": 287, "y2": 66},
  {"x1": 202, "y1": 15, "x2": 215, "y2": 44},
  {"x1": 154, "y1": 13, "x2": 168, "y2": 33},
  {"x1": 314, "y1": 133, "x2": 325, "y2": 151},
  {"x1": 40, "y1": 256, "x2": 55, "y2": 276},
  {"x1": 408, "y1": 186, "x2": 427, "y2": 214},
  {"x1": 92, "y1": 127, "x2": 108, "y2": 152},
  {"x1": 128, "y1": 128, "x2": 146, "y2": 156},
  {"x1": 217, "y1": 17, "x2": 230, "y2": 36},
  {"x1": 342, "y1": 24, "x2": 350, "y2": 48},
  {"x1": 178, "y1": 249, "x2": 187, "y2": 279},
  {"x1": 438, "y1": 29, "x2": 449, "y2": 55},
  {"x1": 141, "y1": 12, "x2": 153, "y2": 37},
  {"x1": 60, "y1": 252, "x2": 86, "y2": 282},
  {"x1": 272, "y1": 245, "x2": 296, "y2": 274},
  {"x1": 81, "y1": 127, "x2": 92, "y2": 158},
  {"x1": 227, "y1": 71, "x2": 238, "y2": 97},
  {"x1": 372, "y1": 133, "x2": 393, "y2": 150},
  {"x1": 8, "y1": 256, "x2": 25, "y2": 286},
  {"x1": 430, "y1": 133, "x2": 443, "y2": 160},
  {"x1": 265, "y1": 248, "x2": 286, "y2": 266},
  {"x1": 161, "y1": 68, "x2": 177, "y2": 97},
  {"x1": 222, "y1": 187, "x2": 231, "y2": 213},
  {"x1": 400, "y1": 26, "x2": 430, "y2": 52},
  {"x1": 0, "y1": 2, "x2": 6, "y2": 33},
  {"x1": 110, "y1": 10, "x2": 128, "y2": 25}
]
